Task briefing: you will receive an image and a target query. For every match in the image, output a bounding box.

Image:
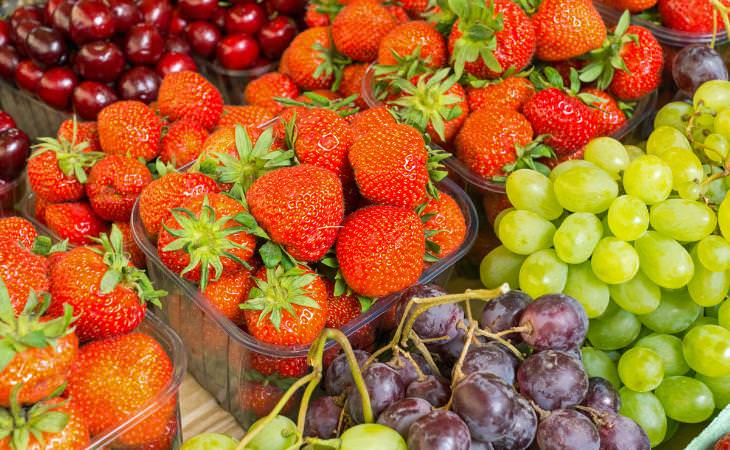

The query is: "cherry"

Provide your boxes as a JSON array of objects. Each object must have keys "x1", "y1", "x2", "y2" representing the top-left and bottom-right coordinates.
[
  {"x1": 268, "y1": 0, "x2": 306, "y2": 15},
  {"x1": 0, "y1": 20, "x2": 9, "y2": 48},
  {"x1": 138, "y1": 0, "x2": 172, "y2": 33},
  {"x1": 45, "y1": 0, "x2": 65, "y2": 24},
  {"x1": 125, "y1": 23, "x2": 165, "y2": 65},
  {"x1": 168, "y1": 8, "x2": 188, "y2": 36},
  {"x1": 105, "y1": 0, "x2": 140, "y2": 34},
  {"x1": 225, "y1": 3, "x2": 266, "y2": 35},
  {"x1": 156, "y1": 52, "x2": 197, "y2": 77},
  {"x1": 70, "y1": 0, "x2": 115, "y2": 45},
  {"x1": 216, "y1": 34, "x2": 259, "y2": 70},
  {"x1": 210, "y1": 7, "x2": 226, "y2": 29},
  {"x1": 25, "y1": 26, "x2": 67, "y2": 67},
  {"x1": 72, "y1": 81, "x2": 118, "y2": 119},
  {"x1": 10, "y1": 6, "x2": 44, "y2": 32},
  {"x1": 185, "y1": 21, "x2": 221, "y2": 58},
  {"x1": 165, "y1": 35, "x2": 191, "y2": 54},
  {"x1": 76, "y1": 41, "x2": 125, "y2": 83},
  {"x1": 14, "y1": 60, "x2": 44, "y2": 92},
  {"x1": 13, "y1": 19, "x2": 42, "y2": 54},
  {"x1": 257, "y1": 16, "x2": 297, "y2": 60},
  {"x1": 37, "y1": 67, "x2": 78, "y2": 110},
  {"x1": 0, "y1": 128, "x2": 31, "y2": 182},
  {"x1": 0, "y1": 113, "x2": 16, "y2": 134},
  {"x1": 0, "y1": 47, "x2": 21, "y2": 80},
  {"x1": 178, "y1": 0, "x2": 218, "y2": 20},
  {"x1": 50, "y1": 0, "x2": 74, "y2": 35},
  {"x1": 117, "y1": 66, "x2": 160, "y2": 102}
]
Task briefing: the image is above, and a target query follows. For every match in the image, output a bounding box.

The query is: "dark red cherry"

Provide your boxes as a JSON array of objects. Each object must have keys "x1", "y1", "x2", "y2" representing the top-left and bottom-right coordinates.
[
  {"x1": 70, "y1": 0, "x2": 115, "y2": 44},
  {"x1": 37, "y1": 67, "x2": 78, "y2": 110},
  {"x1": 13, "y1": 19, "x2": 42, "y2": 54},
  {"x1": 168, "y1": 8, "x2": 188, "y2": 35},
  {"x1": 225, "y1": 3, "x2": 266, "y2": 35},
  {"x1": 165, "y1": 35, "x2": 191, "y2": 54},
  {"x1": 45, "y1": 0, "x2": 65, "y2": 24},
  {"x1": 0, "y1": 47, "x2": 21, "y2": 80},
  {"x1": 0, "y1": 113, "x2": 17, "y2": 134},
  {"x1": 72, "y1": 80, "x2": 118, "y2": 119},
  {"x1": 178, "y1": 0, "x2": 218, "y2": 20},
  {"x1": 14, "y1": 60, "x2": 44, "y2": 92},
  {"x1": 0, "y1": 20, "x2": 10, "y2": 48},
  {"x1": 25, "y1": 26, "x2": 67, "y2": 67},
  {"x1": 138, "y1": 0, "x2": 172, "y2": 33},
  {"x1": 0, "y1": 128, "x2": 31, "y2": 182},
  {"x1": 76, "y1": 41, "x2": 125, "y2": 83},
  {"x1": 156, "y1": 52, "x2": 196, "y2": 77},
  {"x1": 210, "y1": 7, "x2": 226, "y2": 29},
  {"x1": 268, "y1": 0, "x2": 305, "y2": 15},
  {"x1": 105, "y1": 0, "x2": 140, "y2": 34},
  {"x1": 257, "y1": 16, "x2": 297, "y2": 60},
  {"x1": 216, "y1": 34, "x2": 259, "y2": 70},
  {"x1": 125, "y1": 23, "x2": 165, "y2": 65},
  {"x1": 185, "y1": 21, "x2": 220, "y2": 58},
  {"x1": 10, "y1": 6, "x2": 44, "y2": 32},
  {"x1": 50, "y1": 0, "x2": 75, "y2": 35},
  {"x1": 117, "y1": 66, "x2": 160, "y2": 102}
]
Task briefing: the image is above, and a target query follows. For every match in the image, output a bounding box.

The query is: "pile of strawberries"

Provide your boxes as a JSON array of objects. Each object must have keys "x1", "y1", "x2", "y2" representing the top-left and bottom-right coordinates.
[
  {"x1": 0, "y1": 216, "x2": 176, "y2": 449},
  {"x1": 601, "y1": 0, "x2": 730, "y2": 33}
]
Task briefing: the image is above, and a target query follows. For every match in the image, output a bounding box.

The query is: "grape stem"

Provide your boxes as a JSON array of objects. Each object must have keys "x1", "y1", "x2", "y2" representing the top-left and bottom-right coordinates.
[
  {"x1": 574, "y1": 405, "x2": 608, "y2": 427},
  {"x1": 391, "y1": 348, "x2": 427, "y2": 381},
  {"x1": 710, "y1": 0, "x2": 730, "y2": 47},
  {"x1": 527, "y1": 398, "x2": 550, "y2": 420},
  {"x1": 441, "y1": 320, "x2": 479, "y2": 411}
]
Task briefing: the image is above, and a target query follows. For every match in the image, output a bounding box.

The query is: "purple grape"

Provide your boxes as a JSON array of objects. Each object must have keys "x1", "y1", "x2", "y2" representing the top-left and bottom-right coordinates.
[
  {"x1": 396, "y1": 284, "x2": 464, "y2": 344},
  {"x1": 536, "y1": 409, "x2": 599, "y2": 450},
  {"x1": 452, "y1": 372, "x2": 517, "y2": 442},
  {"x1": 432, "y1": 327, "x2": 467, "y2": 365},
  {"x1": 672, "y1": 45, "x2": 729, "y2": 95},
  {"x1": 581, "y1": 377, "x2": 620, "y2": 413},
  {"x1": 304, "y1": 396, "x2": 341, "y2": 439},
  {"x1": 471, "y1": 441, "x2": 494, "y2": 450},
  {"x1": 324, "y1": 349, "x2": 370, "y2": 396},
  {"x1": 406, "y1": 375, "x2": 451, "y2": 407},
  {"x1": 491, "y1": 395, "x2": 537, "y2": 450},
  {"x1": 408, "y1": 410, "x2": 471, "y2": 450},
  {"x1": 347, "y1": 362, "x2": 405, "y2": 423},
  {"x1": 596, "y1": 413, "x2": 650, "y2": 450},
  {"x1": 387, "y1": 352, "x2": 432, "y2": 386},
  {"x1": 517, "y1": 350, "x2": 588, "y2": 411},
  {"x1": 460, "y1": 342, "x2": 518, "y2": 384},
  {"x1": 376, "y1": 397, "x2": 432, "y2": 438},
  {"x1": 479, "y1": 291, "x2": 531, "y2": 343},
  {"x1": 519, "y1": 294, "x2": 588, "y2": 351}
]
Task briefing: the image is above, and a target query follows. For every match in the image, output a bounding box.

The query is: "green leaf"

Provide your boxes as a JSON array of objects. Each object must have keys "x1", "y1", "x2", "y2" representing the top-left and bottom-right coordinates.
[
  {"x1": 0, "y1": 343, "x2": 17, "y2": 373},
  {"x1": 259, "y1": 242, "x2": 283, "y2": 268},
  {"x1": 357, "y1": 296, "x2": 374, "y2": 312},
  {"x1": 32, "y1": 411, "x2": 69, "y2": 433},
  {"x1": 100, "y1": 269, "x2": 122, "y2": 294}
]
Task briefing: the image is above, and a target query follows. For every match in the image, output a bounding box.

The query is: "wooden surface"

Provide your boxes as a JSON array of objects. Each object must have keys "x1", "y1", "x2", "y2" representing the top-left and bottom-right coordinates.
[{"x1": 180, "y1": 374, "x2": 244, "y2": 440}]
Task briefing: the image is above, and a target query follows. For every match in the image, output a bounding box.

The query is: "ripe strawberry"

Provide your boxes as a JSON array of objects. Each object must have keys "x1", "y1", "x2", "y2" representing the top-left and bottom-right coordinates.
[
  {"x1": 243, "y1": 73, "x2": 301, "y2": 113},
  {"x1": 658, "y1": 0, "x2": 730, "y2": 33},
  {"x1": 448, "y1": 0, "x2": 535, "y2": 79},
  {"x1": 401, "y1": 0, "x2": 429, "y2": 15},
  {"x1": 305, "y1": 2, "x2": 332, "y2": 27},
  {"x1": 97, "y1": 100, "x2": 163, "y2": 161},
  {"x1": 336, "y1": 205, "x2": 425, "y2": 297},
  {"x1": 602, "y1": 0, "x2": 656, "y2": 12},
  {"x1": 114, "y1": 221, "x2": 147, "y2": 269},
  {"x1": 420, "y1": 191, "x2": 467, "y2": 258},
  {"x1": 158, "y1": 71, "x2": 224, "y2": 130},
  {"x1": 217, "y1": 105, "x2": 277, "y2": 129},
  {"x1": 35, "y1": 196, "x2": 49, "y2": 224},
  {"x1": 349, "y1": 122, "x2": 428, "y2": 208},
  {"x1": 85, "y1": 155, "x2": 153, "y2": 222},
  {"x1": 324, "y1": 280, "x2": 376, "y2": 349},
  {"x1": 0, "y1": 239, "x2": 49, "y2": 314},
  {"x1": 239, "y1": 379, "x2": 296, "y2": 418},
  {"x1": 0, "y1": 216, "x2": 37, "y2": 248},
  {"x1": 138, "y1": 171, "x2": 220, "y2": 237},
  {"x1": 378, "y1": 21, "x2": 447, "y2": 69},
  {"x1": 280, "y1": 27, "x2": 337, "y2": 90},
  {"x1": 532, "y1": 0, "x2": 606, "y2": 61},
  {"x1": 57, "y1": 119, "x2": 102, "y2": 153},
  {"x1": 717, "y1": 433, "x2": 730, "y2": 450},
  {"x1": 291, "y1": 108, "x2": 355, "y2": 182},
  {"x1": 295, "y1": 89, "x2": 342, "y2": 104},
  {"x1": 482, "y1": 190, "x2": 513, "y2": 226},
  {"x1": 454, "y1": 107, "x2": 534, "y2": 178},
  {"x1": 385, "y1": 4, "x2": 410, "y2": 23},
  {"x1": 347, "y1": 106, "x2": 397, "y2": 140},
  {"x1": 582, "y1": 87, "x2": 627, "y2": 136},
  {"x1": 250, "y1": 353, "x2": 309, "y2": 378},
  {"x1": 332, "y1": 0, "x2": 398, "y2": 62},
  {"x1": 338, "y1": 63, "x2": 369, "y2": 110},
  {"x1": 158, "y1": 193, "x2": 256, "y2": 289},
  {"x1": 159, "y1": 119, "x2": 209, "y2": 168},
  {"x1": 66, "y1": 332, "x2": 175, "y2": 447},
  {"x1": 247, "y1": 164, "x2": 345, "y2": 262},
  {"x1": 203, "y1": 269, "x2": 254, "y2": 327},
  {"x1": 49, "y1": 226, "x2": 164, "y2": 341},
  {"x1": 0, "y1": 397, "x2": 90, "y2": 450},
  {"x1": 45, "y1": 202, "x2": 109, "y2": 245},
  {"x1": 466, "y1": 76, "x2": 535, "y2": 112}
]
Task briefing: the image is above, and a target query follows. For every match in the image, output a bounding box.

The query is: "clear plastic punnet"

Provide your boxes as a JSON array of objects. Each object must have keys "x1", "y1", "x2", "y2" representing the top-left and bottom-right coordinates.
[{"x1": 195, "y1": 58, "x2": 278, "y2": 105}]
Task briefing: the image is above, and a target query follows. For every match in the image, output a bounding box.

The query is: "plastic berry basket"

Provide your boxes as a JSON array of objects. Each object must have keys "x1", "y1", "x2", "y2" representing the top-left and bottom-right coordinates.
[
  {"x1": 0, "y1": 174, "x2": 27, "y2": 215},
  {"x1": 195, "y1": 58, "x2": 278, "y2": 105},
  {"x1": 130, "y1": 177, "x2": 477, "y2": 427},
  {"x1": 0, "y1": 79, "x2": 71, "y2": 140}
]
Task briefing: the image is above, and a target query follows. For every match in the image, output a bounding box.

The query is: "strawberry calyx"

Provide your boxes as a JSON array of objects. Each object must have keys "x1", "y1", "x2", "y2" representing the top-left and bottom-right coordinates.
[
  {"x1": 465, "y1": 66, "x2": 530, "y2": 88},
  {"x1": 499, "y1": 134, "x2": 556, "y2": 179},
  {"x1": 425, "y1": 0, "x2": 458, "y2": 34},
  {"x1": 426, "y1": 145, "x2": 451, "y2": 199},
  {"x1": 241, "y1": 265, "x2": 321, "y2": 331},
  {"x1": 0, "y1": 384, "x2": 70, "y2": 450},
  {"x1": 275, "y1": 93, "x2": 360, "y2": 117},
  {"x1": 30, "y1": 118, "x2": 104, "y2": 184},
  {"x1": 243, "y1": 369, "x2": 299, "y2": 391},
  {"x1": 374, "y1": 47, "x2": 437, "y2": 86},
  {"x1": 415, "y1": 202, "x2": 445, "y2": 262},
  {"x1": 578, "y1": 11, "x2": 637, "y2": 90},
  {"x1": 313, "y1": 31, "x2": 353, "y2": 91},
  {"x1": 447, "y1": 0, "x2": 504, "y2": 78},
  {"x1": 233, "y1": 203, "x2": 301, "y2": 270},
  {"x1": 530, "y1": 66, "x2": 607, "y2": 108},
  {"x1": 309, "y1": 0, "x2": 344, "y2": 22},
  {"x1": 30, "y1": 236, "x2": 68, "y2": 257},
  {"x1": 320, "y1": 253, "x2": 373, "y2": 311}
]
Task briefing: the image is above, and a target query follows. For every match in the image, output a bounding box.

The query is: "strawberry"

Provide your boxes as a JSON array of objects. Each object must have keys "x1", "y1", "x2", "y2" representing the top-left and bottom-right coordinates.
[
  {"x1": 402, "y1": 0, "x2": 429, "y2": 14},
  {"x1": 466, "y1": 76, "x2": 535, "y2": 113},
  {"x1": 239, "y1": 379, "x2": 296, "y2": 418},
  {"x1": 419, "y1": 191, "x2": 467, "y2": 258},
  {"x1": 247, "y1": 164, "x2": 345, "y2": 262},
  {"x1": 658, "y1": 0, "x2": 730, "y2": 33},
  {"x1": 291, "y1": 108, "x2": 355, "y2": 182},
  {"x1": 97, "y1": 100, "x2": 163, "y2": 161},
  {"x1": 305, "y1": 2, "x2": 332, "y2": 27},
  {"x1": 138, "y1": 171, "x2": 220, "y2": 237},
  {"x1": 0, "y1": 281, "x2": 77, "y2": 407},
  {"x1": 203, "y1": 269, "x2": 254, "y2": 326},
  {"x1": 57, "y1": 119, "x2": 101, "y2": 153},
  {"x1": 250, "y1": 353, "x2": 309, "y2": 378},
  {"x1": 66, "y1": 332, "x2": 175, "y2": 447},
  {"x1": 295, "y1": 89, "x2": 342, "y2": 104},
  {"x1": 336, "y1": 205, "x2": 425, "y2": 297},
  {"x1": 448, "y1": 0, "x2": 535, "y2": 79},
  {"x1": 34, "y1": 196, "x2": 49, "y2": 224},
  {"x1": 454, "y1": 107, "x2": 534, "y2": 178},
  {"x1": 158, "y1": 71, "x2": 224, "y2": 130},
  {"x1": 85, "y1": 155, "x2": 153, "y2": 222},
  {"x1": 242, "y1": 265, "x2": 328, "y2": 346},
  {"x1": 324, "y1": 280, "x2": 376, "y2": 349},
  {"x1": 347, "y1": 106, "x2": 397, "y2": 140},
  {"x1": 157, "y1": 193, "x2": 256, "y2": 289},
  {"x1": 281, "y1": 27, "x2": 340, "y2": 91},
  {"x1": 338, "y1": 63, "x2": 369, "y2": 110},
  {"x1": 532, "y1": 0, "x2": 606, "y2": 61},
  {"x1": 482, "y1": 190, "x2": 513, "y2": 226},
  {"x1": 243, "y1": 73, "x2": 300, "y2": 113},
  {"x1": 0, "y1": 396, "x2": 90, "y2": 450},
  {"x1": 49, "y1": 225, "x2": 164, "y2": 341},
  {"x1": 602, "y1": 0, "x2": 656, "y2": 12},
  {"x1": 717, "y1": 433, "x2": 730, "y2": 450},
  {"x1": 0, "y1": 239, "x2": 49, "y2": 314},
  {"x1": 378, "y1": 21, "x2": 447, "y2": 70},
  {"x1": 386, "y1": 5, "x2": 410, "y2": 23},
  {"x1": 159, "y1": 119, "x2": 209, "y2": 168},
  {"x1": 217, "y1": 105, "x2": 277, "y2": 129},
  {"x1": 332, "y1": 0, "x2": 398, "y2": 62},
  {"x1": 582, "y1": 87, "x2": 627, "y2": 136},
  {"x1": 45, "y1": 202, "x2": 109, "y2": 245},
  {"x1": 114, "y1": 221, "x2": 147, "y2": 269},
  {"x1": 0, "y1": 217, "x2": 37, "y2": 248},
  {"x1": 349, "y1": 122, "x2": 428, "y2": 208}
]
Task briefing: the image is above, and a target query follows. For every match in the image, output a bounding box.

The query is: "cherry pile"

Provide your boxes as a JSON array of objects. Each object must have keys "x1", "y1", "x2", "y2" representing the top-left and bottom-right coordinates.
[{"x1": 0, "y1": 110, "x2": 30, "y2": 184}]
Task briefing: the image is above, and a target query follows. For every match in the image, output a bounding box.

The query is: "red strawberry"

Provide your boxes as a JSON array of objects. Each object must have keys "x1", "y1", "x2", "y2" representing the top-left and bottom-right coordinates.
[
  {"x1": 239, "y1": 379, "x2": 296, "y2": 418},
  {"x1": 466, "y1": 76, "x2": 535, "y2": 113},
  {"x1": 114, "y1": 221, "x2": 147, "y2": 269},
  {"x1": 305, "y1": 2, "x2": 332, "y2": 27},
  {"x1": 0, "y1": 216, "x2": 37, "y2": 248},
  {"x1": 45, "y1": 202, "x2": 109, "y2": 245},
  {"x1": 243, "y1": 73, "x2": 301, "y2": 113},
  {"x1": 602, "y1": 0, "x2": 657, "y2": 13},
  {"x1": 0, "y1": 239, "x2": 49, "y2": 314},
  {"x1": 482, "y1": 191, "x2": 513, "y2": 226},
  {"x1": 385, "y1": 4, "x2": 410, "y2": 23},
  {"x1": 338, "y1": 63, "x2": 369, "y2": 110},
  {"x1": 324, "y1": 280, "x2": 376, "y2": 349},
  {"x1": 57, "y1": 119, "x2": 102, "y2": 153},
  {"x1": 348, "y1": 106, "x2": 397, "y2": 140},
  {"x1": 280, "y1": 27, "x2": 338, "y2": 91},
  {"x1": 97, "y1": 100, "x2": 163, "y2": 161},
  {"x1": 217, "y1": 105, "x2": 277, "y2": 129},
  {"x1": 158, "y1": 71, "x2": 224, "y2": 130},
  {"x1": 250, "y1": 353, "x2": 309, "y2": 378},
  {"x1": 332, "y1": 0, "x2": 398, "y2": 62},
  {"x1": 203, "y1": 269, "x2": 254, "y2": 327},
  {"x1": 85, "y1": 155, "x2": 153, "y2": 222},
  {"x1": 0, "y1": 397, "x2": 90, "y2": 450},
  {"x1": 658, "y1": 0, "x2": 730, "y2": 33},
  {"x1": 378, "y1": 21, "x2": 447, "y2": 70},
  {"x1": 160, "y1": 119, "x2": 209, "y2": 168},
  {"x1": 717, "y1": 433, "x2": 730, "y2": 450},
  {"x1": 532, "y1": 0, "x2": 607, "y2": 61},
  {"x1": 292, "y1": 108, "x2": 355, "y2": 182},
  {"x1": 420, "y1": 191, "x2": 467, "y2": 259},
  {"x1": 35, "y1": 196, "x2": 49, "y2": 224},
  {"x1": 582, "y1": 87, "x2": 627, "y2": 136}
]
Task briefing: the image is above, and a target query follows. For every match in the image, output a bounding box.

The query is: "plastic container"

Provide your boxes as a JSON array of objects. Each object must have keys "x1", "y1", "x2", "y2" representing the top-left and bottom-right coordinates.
[
  {"x1": 0, "y1": 80, "x2": 70, "y2": 139},
  {"x1": 0, "y1": 174, "x2": 27, "y2": 214},
  {"x1": 196, "y1": 58, "x2": 278, "y2": 105},
  {"x1": 130, "y1": 177, "x2": 477, "y2": 427}
]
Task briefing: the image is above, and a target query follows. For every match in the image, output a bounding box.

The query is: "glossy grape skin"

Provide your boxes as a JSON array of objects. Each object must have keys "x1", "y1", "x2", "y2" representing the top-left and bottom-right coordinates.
[
  {"x1": 623, "y1": 155, "x2": 673, "y2": 205},
  {"x1": 519, "y1": 294, "x2": 588, "y2": 351},
  {"x1": 505, "y1": 169, "x2": 563, "y2": 220},
  {"x1": 658, "y1": 148, "x2": 704, "y2": 189},
  {"x1": 581, "y1": 377, "x2": 620, "y2": 413},
  {"x1": 518, "y1": 249, "x2": 568, "y2": 299},
  {"x1": 673, "y1": 45, "x2": 729, "y2": 94},
  {"x1": 693, "y1": 80, "x2": 730, "y2": 113},
  {"x1": 479, "y1": 290, "x2": 530, "y2": 340},
  {"x1": 480, "y1": 246, "x2": 525, "y2": 290},
  {"x1": 407, "y1": 410, "x2": 471, "y2": 450},
  {"x1": 720, "y1": 194, "x2": 730, "y2": 242},
  {"x1": 581, "y1": 348, "x2": 621, "y2": 388},
  {"x1": 646, "y1": 126, "x2": 691, "y2": 155},
  {"x1": 591, "y1": 237, "x2": 640, "y2": 285},
  {"x1": 697, "y1": 235, "x2": 730, "y2": 272},
  {"x1": 654, "y1": 376, "x2": 715, "y2": 423},
  {"x1": 386, "y1": 353, "x2": 432, "y2": 387},
  {"x1": 347, "y1": 363, "x2": 406, "y2": 423},
  {"x1": 245, "y1": 415, "x2": 297, "y2": 450},
  {"x1": 649, "y1": 199, "x2": 717, "y2": 242},
  {"x1": 617, "y1": 347, "x2": 664, "y2": 392},
  {"x1": 638, "y1": 289, "x2": 702, "y2": 334},
  {"x1": 635, "y1": 231, "x2": 694, "y2": 289},
  {"x1": 460, "y1": 343, "x2": 518, "y2": 384},
  {"x1": 720, "y1": 301, "x2": 730, "y2": 329},
  {"x1": 470, "y1": 440, "x2": 494, "y2": 450},
  {"x1": 596, "y1": 413, "x2": 650, "y2": 450},
  {"x1": 654, "y1": 102, "x2": 692, "y2": 131},
  {"x1": 304, "y1": 396, "x2": 341, "y2": 439},
  {"x1": 587, "y1": 302, "x2": 642, "y2": 351},
  {"x1": 376, "y1": 398, "x2": 432, "y2": 438},
  {"x1": 181, "y1": 433, "x2": 238, "y2": 450},
  {"x1": 517, "y1": 350, "x2": 588, "y2": 411},
  {"x1": 563, "y1": 262, "x2": 609, "y2": 318},
  {"x1": 695, "y1": 373, "x2": 730, "y2": 409},
  {"x1": 553, "y1": 165, "x2": 618, "y2": 214},
  {"x1": 452, "y1": 372, "x2": 517, "y2": 442},
  {"x1": 535, "y1": 409, "x2": 599, "y2": 450},
  {"x1": 619, "y1": 388, "x2": 667, "y2": 447},
  {"x1": 607, "y1": 195, "x2": 649, "y2": 241},
  {"x1": 682, "y1": 324, "x2": 730, "y2": 377},
  {"x1": 498, "y1": 210, "x2": 556, "y2": 255},
  {"x1": 397, "y1": 284, "x2": 463, "y2": 344},
  {"x1": 324, "y1": 349, "x2": 370, "y2": 396},
  {"x1": 583, "y1": 137, "x2": 630, "y2": 175},
  {"x1": 490, "y1": 395, "x2": 537, "y2": 450},
  {"x1": 406, "y1": 375, "x2": 450, "y2": 407},
  {"x1": 341, "y1": 424, "x2": 407, "y2": 450},
  {"x1": 635, "y1": 334, "x2": 690, "y2": 377},
  {"x1": 688, "y1": 248, "x2": 730, "y2": 307},
  {"x1": 609, "y1": 272, "x2": 661, "y2": 315},
  {"x1": 553, "y1": 212, "x2": 602, "y2": 264}
]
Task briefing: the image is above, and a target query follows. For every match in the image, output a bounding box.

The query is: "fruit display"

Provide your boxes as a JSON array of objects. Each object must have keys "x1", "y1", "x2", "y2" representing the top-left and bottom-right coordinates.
[
  {"x1": 596, "y1": 0, "x2": 730, "y2": 35},
  {"x1": 0, "y1": 109, "x2": 31, "y2": 211}
]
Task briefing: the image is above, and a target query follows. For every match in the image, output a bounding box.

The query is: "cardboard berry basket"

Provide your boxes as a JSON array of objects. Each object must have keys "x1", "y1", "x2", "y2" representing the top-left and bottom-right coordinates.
[
  {"x1": 129, "y1": 177, "x2": 477, "y2": 428},
  {"x1": 0, "y1": 79, "x2": 71, "y2": 140},
  {"x1": 195, "y1": 58, "x2": 278, "y2": 105}
]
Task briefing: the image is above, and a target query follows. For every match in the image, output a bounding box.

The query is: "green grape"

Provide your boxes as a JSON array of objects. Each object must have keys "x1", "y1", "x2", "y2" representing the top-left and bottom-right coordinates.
[
  {"x1": 480, "y1": 245, "x2": 525, "y2": 290},
  {"x1": 505, "y1": 169, "x2": 563, "y2": 220},
  {"x1": 618, "y1": 347, "x2": 664, "y2": 392},
  {"x1": 697, "y1": 235, "x2": 730, "y2": 271},
  {"x1": 582, "y1": 347, "x2": 621, "y2": 388},
  {"x1": 638, "y1": 289, "x2": 702, "y2": 334},
  {"x1": 564, "y1": 262, "x2": 610, "y2": 318},
  {"x1": 518, "y1": 249, "x2": 568, "y2": 299},
  {"x1": 705, "y1": 168, "x2": 729, "y2": 205},
  {"x1": 636, "y1": 334, "x2": 690, "y2": 376},
  {"x1": 591, "y1": 237, "x2": 640, "y2": 284},
  {"x1": 714, "y1": 107, "x2": 730, "y2": 140},
  {"x1": 677, "y1": 181, "x2": 702, "y2": 200},
  {"x1": 682, "y1": 316, "x2": 719, "y2": 337},
  {"x1": 625, "y1": 145, "x2": 645, "y2": 161},
  {"x1": 658, "y1": 147, "x2": 704, "y2": 189},
  {"x1": 553, "y1": 213, "x2": 603, "y2": 264},
  {"x1": 649, "y1": 199, "x2": 717, "y2": 242},
  {"x1": 663, "y1": 419, "x2": 679, "y2": 444},
  {"x1": 588, "y1": 301, "x2": 642, "y2": 350},
  {"x1": 655, "y1": 376, "x2": 715, "y2": 424},
  {"x1": 646, "y1": 126, "x2": 691, "y2": 156},
  {"x1": 607, "y1": 195, "x2": 649, "y2": 241},
  {"x1": 718, "y1": 193, "x2": 730, "y2": 242},
  {"x1": 695, "y1": 373, "x2": 730, "y2": 409},
  {"x1": 690, "y1": 112, "x2": 716, "y2": 144},
  {"x1": 694, "y1": 80, "x2": 730, "y2": 112},
  {"x1": 549, "y1": 159, "x2": 597, "y2": 181},
  {"x1": 619, "y1": 388, "x2": 668, "y2": 447},
  {"x1": 688, "y1": 248, "x2": 730, "y2": 307},
  {"x1": 702, "y1": 133, "x2": 729, "y2": 163},
  {"x1": 683, "y1": 324, "x2": 730, "y2": 377},
  {"x1": 584, "y1": 137, "x2": 630, "y2": 175},
  {"x1": 654, "y1": 101, "x2": 692, "y2": 131},
  {"x1": 635, "y1": 231, "x2": 694, "y2": 289},
  {"x1": 553, "y1": 165, "x2": 618, "y2": 214},
  {"x1": 720, "y1": 301, "x2": 730, "y2": 330},
  {"x1": 498, "y1": 210, "x2": 556, "y2": 255},
  {"x1": 493, "y1": 207, "x2": 514, "y2": 238},
  {"x1": 623, "y1": 155, "x2": 673, "y2": 205},
  {"x1": 610, "y1": 272, "x2": 661, "y2": 315}
]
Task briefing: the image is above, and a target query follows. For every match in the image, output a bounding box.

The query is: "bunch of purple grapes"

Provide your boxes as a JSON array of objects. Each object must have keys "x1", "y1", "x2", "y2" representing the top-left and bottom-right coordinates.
[{"x1": 304, "y1": 286, "x2": 651, "y2": 450}]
